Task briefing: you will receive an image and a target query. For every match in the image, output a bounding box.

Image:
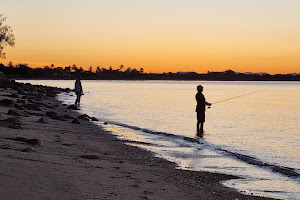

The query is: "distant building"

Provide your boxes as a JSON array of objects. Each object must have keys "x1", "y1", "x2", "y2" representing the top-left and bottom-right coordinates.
[
  {"x1": 287, "y1": 73, "x2": 299, "y2": 76},
  {"x1": 243, "y1": 72, "x2": 269, "y2": 75}
]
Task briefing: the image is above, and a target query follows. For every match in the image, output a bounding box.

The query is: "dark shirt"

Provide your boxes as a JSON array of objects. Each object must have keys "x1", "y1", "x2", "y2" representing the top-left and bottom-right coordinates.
[{"x1": 195, "y1": 92, "x2": 206, "y2": 112}]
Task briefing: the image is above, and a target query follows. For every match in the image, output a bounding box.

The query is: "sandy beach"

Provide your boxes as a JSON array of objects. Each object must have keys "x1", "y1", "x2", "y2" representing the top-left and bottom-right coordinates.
[{"x1": 0, "y1": 75, "x2": 275, "y2": 199}]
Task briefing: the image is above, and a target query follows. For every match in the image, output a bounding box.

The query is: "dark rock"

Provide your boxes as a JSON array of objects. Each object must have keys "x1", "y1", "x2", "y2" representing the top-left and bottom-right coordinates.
[
  {"x1": 59, "y1": 117, "x2": 66, "y2": 121},
  {"x1": 0, "y1": 72, "x2": 9, "y2": 82},
  {"x1": 10, "y1": 93, "x2": 20, "y2": 98},
  {"x1": 26, "y1": 139, "x2": 44, "y2": 147},
  {"x1": 67, "y1": 105, "x2": 79, "y2": 110},
  {"x1": 14, "y1": 86, "x2": 25, "y2": 95},
  {"x1": 80, "y1": 155, "x2": 100, "y2": 159},
  {"x1": 0, "y1": 117, "x2": 21, "y2": 128},
  {"x1": 13, "y1": 137, "x2": 29, "y2": 142},
  {"x1": 72, "y1": 118, "x2": 80, "y2": 124},
  {"x1": 22, "y1": 147, "x2": 35, "y2": 152},
  {"x1": 46, "y1": 92, "x2": 56, "y2": 97},
  {"x1": 104, "y1": 122, "x2": 108, "y2": 125},
  {"x1": 46, "y1": 111, "x2": 59, "y2": 118},
  {"x1": 14, "y1": 104, "x2": 25, "y2": 110},
  {"x1": 91, "y1": 117, "x2": 99, "y2": 121},
  {"x1": 37, "y1": 117, "x2": 50, "y2": 124},
  {"x1": 77, "y1": 114, "x2": 91, "y2": 119},
  {"x1": 1, "y1": 99, "x2": 16, "y2": 107},
  {"x1": 8, "y1": 109, "x2": 30, "y2": 117},
  {"x1": 77, "y1": 114, "x2": 91, "y2": 121},
  {"x1": 64, "y1": 88, "x2": 72, "y2": 93}
]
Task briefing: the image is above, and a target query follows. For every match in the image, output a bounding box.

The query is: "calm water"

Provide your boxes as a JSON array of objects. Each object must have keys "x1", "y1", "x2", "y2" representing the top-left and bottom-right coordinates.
[{"x1": 20, "y1": 80, "x2": 300, "y2": 200}]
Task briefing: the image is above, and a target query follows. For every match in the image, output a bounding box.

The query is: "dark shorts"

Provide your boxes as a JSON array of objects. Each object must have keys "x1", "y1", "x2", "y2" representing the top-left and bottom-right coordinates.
[{"x1": 197, "y1": 111, "x2": 205, "y2": 122}]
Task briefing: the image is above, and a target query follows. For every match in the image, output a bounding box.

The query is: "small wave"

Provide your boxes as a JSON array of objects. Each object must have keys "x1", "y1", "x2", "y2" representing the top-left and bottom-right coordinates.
[
  {"x1": 111, "y1": 122, "x2": 204, "y2": 145},
  {"x1": 219, "y1": 149, "x2": 300, "y2": 178},
  {"x1": 104, "y1": 120, "x2": 300, "y2": 179}
]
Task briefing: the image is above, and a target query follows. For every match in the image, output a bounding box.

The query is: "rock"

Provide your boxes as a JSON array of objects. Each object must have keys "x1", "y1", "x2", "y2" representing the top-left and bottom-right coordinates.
[
  {"x1": 59, "y1": 117, "x2": 66, "y2": 121},
  {"x1": 10, "y1": 93, "x2": 20, "y2": 98},
  {"x1": 1, "y1": 99, "x2": 16, "y2": 107},
  {"x1": 64, "y1": 88, "x2": 72, "y2": 93},
  {"x1": 45, "y1": 111, "x2": 65, "y2": 121},
  {"x1": 8, "y1": 109, "x2": 30, "y2": 117},
  {"x1": 14, "y1": 86, "x2": 25, "y2": 95},
  {"x1": 80, "y1": 155, "x2": 100, "y2": 159},
  {"x1": 46, "y1": 111, "x2": 58, "y2": 118},
  {"x1": 67, "y1": 105, "x2": 79, "y2": 110},
  {"x1": 0, "y1": 117, "x2": 22, "y2": 128},
  {"x1": 0, "y1": 72, "x2": 9, "y2": 82},
  {"x1": 71, "y1": 118, "x2": 80, "y2": 124},
  {"x1": 13, "y1": 137, "x2": 29, "y2": 142},
  {"x1": 22, "y1": 147, "x2": 35, "y2": 152},
  {"x1": 37, "y1": 117, "x2": 50, "y2": 124},
  {"x1": 0, "y1": 114, "x2": 7, "y2": 120},
  {"x1": 104, "y1": 122, "x2": 108, "y2": 125},
  {"x1": 26, "y1": 139, "x2": 44, "y2": 147},
  {"x1": 46, "y1": 92, "x2": 56, "y2": 97},
  {"x1": 77, "y1": 114, "x2": 91, "y2": 119},
  {"x1": 14, "y1": 104, "x2": 25, "y2": 110},
  {"x1": 91, "y1": 117, "x2": 99, "y2": 121},
  {"x1": 77, "y1": 114, "x2": 91, "y2": 121}
]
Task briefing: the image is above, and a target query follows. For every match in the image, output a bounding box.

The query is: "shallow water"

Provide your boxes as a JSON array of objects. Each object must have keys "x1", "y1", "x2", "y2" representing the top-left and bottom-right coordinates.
[{"x1": 20, "y1": 80, "x2": 300, "y2": 199}]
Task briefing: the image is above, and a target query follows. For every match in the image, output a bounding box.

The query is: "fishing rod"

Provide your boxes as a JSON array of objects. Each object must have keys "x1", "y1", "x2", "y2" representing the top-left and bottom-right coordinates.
[{"x1": 208, "y1": 89, "x2": 267, "y2": 108}]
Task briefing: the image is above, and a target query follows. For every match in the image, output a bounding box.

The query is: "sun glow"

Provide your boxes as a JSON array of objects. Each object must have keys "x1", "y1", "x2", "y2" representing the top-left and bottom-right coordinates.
[{"x1": 1, "y1": 0, "x2": 299, "y2": 74}]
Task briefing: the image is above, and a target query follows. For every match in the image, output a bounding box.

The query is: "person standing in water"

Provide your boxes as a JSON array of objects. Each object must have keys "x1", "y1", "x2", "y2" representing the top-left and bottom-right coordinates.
[
  {"x1": 74, "y1": 77, "x2": 83, "y2": 106},
  {"x1": 195, "y1": 85, "x2": 211, "y2": 135}
]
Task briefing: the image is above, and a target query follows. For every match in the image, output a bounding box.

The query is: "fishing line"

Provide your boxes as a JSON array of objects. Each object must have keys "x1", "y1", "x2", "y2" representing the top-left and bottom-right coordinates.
[{"x1": 208, "y1": 89, "x2": 267, "y2": 108}]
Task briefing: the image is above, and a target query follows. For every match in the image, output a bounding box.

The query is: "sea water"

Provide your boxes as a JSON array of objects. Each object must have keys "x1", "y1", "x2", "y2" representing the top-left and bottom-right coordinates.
[{"x1": 20, "y1": 80, "x2": 300, "y2": 199}]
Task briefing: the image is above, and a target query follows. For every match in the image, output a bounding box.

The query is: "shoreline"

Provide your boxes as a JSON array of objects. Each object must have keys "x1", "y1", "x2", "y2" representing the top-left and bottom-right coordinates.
[{"x1": 0, "y1": 77, "x2": 276, "y2": 199}]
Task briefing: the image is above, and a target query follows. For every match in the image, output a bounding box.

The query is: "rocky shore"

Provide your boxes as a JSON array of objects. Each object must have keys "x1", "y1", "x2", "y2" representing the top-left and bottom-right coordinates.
[{"x1": 0, "y1": 72, "x2": 275, "y2": 200}]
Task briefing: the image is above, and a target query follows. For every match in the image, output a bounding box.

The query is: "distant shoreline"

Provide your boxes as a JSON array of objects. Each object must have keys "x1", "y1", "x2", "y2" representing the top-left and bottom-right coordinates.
[{"x1": 1, "y1": 63, "x2": 299, "y2": 81}]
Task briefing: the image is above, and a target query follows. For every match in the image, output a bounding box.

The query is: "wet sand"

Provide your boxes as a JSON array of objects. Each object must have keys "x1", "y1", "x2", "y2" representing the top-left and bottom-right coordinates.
[{"x1": 0, "y1": 77, "x2": 275, "y2": 199}]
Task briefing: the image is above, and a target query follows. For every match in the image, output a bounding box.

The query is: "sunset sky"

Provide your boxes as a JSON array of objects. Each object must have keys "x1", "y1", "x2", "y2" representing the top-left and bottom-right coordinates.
[{"x1": 0, "y1": 0, "x2": 299, "y2": 74}]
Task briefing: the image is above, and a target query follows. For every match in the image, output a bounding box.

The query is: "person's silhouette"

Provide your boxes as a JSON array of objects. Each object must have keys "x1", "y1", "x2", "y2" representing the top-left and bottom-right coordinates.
[
  {"x1": 74, "y1": 77, "x2": 83, "y2": 106},
  {"x1": 195, "y1": 85, "x2": 211, "y2": 134}
]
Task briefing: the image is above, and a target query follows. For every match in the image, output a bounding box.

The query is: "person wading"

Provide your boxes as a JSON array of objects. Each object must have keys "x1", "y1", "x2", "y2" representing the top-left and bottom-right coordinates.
[
  {"x1": 74, "y1": 77, "x2": 83, "y2": 106},
  {"x1": 195, "y1": 85, "x2": 211, "y2": 135}
]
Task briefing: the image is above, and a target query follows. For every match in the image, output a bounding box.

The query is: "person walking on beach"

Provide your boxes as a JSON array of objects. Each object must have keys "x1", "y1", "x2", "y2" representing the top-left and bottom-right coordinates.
[
  {"x1": 74, "y1": 77, "x2": 83, "y2": 106},
  {"x1": 195, "y1": 85, "x2": 211, "y2": 135}
]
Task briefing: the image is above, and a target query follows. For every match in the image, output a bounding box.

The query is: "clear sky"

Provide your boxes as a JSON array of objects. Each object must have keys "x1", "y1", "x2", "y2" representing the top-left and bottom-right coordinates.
[{"x1": 0, "y1": 0, "x2": 299, "y2": 74}]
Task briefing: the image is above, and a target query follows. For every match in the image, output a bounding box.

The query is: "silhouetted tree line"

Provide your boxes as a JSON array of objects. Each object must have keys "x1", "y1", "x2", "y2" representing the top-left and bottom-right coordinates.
[{"x1": 0, "y1": 63, "x2": 299, "y2": 81}]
